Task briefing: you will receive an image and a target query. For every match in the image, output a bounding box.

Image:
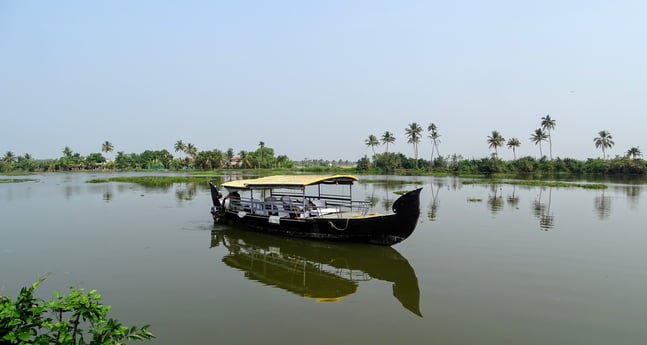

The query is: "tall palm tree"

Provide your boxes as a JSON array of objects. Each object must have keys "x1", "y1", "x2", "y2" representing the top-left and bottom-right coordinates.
[
  {"x1": 186, "y1": 143, "x2": 197, "y2": 159},
  {"x1": 381, "y1": 131, "x2": 396, "y2": 154},
  {"x1": 541, "y1": 115, "x2": 556, "y2": 159},
  {"x1": 238, "y1": 150, "x2": 250, "y2": 169},
  {"x1": 365, "y1": 134, "x2": 379, "y2": 157},
  {"x1": 530, "y1": 128, "x2": 548, "y2": 158},
  {"x1": 486, "y1": 130, "x2": 505, "y2": 157},
  {"x1": 258, "y1": 141, "x2": 265, "y2": 168},
  {"x1": 594, "y1": 130, "x2": 614, "y2": 159},
  {"x1": 101, "y1": 141, "x2": 113, "y2": 157},
  {"x1": 62, "y1": 146, "x2": 73, "y2": 158},
  {"x1": 427, "y1": 123, "x2": 441, "y2": 161},
  {"x1": 626, "y1": 146, "x2": 642, "y2": 159},
  {"x1": 174, "y1": 140, "x2": 186, "y2": 159},
  {"x1": 405, "y1": 123, "x2": 423, "y2": 168},
  {"x1": 506, "y1": 138, "x2": 521, "y2": 160},
  {"x1": 3, "y1": 151, "x2": 16, "y2": 164}
]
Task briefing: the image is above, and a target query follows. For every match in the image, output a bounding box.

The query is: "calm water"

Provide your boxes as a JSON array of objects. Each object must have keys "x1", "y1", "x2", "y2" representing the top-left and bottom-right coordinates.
[{"x1": 2, "y1": 173, "x2": 646, "y2": 345}]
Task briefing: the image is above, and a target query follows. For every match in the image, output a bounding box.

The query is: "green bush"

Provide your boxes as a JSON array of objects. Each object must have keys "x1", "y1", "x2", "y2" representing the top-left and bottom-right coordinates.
[{"x1": 0, "y1": 277, "x2": 154, "y2": 345}]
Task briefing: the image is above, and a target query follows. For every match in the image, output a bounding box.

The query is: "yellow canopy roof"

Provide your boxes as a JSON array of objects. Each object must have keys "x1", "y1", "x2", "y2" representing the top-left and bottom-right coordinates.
[{"x1": 221, "y1": 175, "x2": 359, "y2": 190}]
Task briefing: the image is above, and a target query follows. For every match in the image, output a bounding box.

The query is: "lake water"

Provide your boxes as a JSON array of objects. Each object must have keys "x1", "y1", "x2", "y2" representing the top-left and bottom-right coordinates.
[{"x1": 2, "y1": 172, "x2": 646, "y2": 345}]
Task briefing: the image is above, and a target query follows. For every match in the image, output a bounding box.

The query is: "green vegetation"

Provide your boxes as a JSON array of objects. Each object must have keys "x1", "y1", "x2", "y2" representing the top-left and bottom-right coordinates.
[
  {"x1": 462, "y1": 179, "x2": 607, "y2": 189},
  {"x1": 86, "y1": 175, "x2": 217, "y2": 187},
  {"x1": 0, "y1": 277, "x2": 154, "y2": 344},
  {"x1": 0, "y1": 178, "x2": 36, "y2": 183},
  {"x1": 2, "y1": 115, "x2": 645, "y2": 179}
]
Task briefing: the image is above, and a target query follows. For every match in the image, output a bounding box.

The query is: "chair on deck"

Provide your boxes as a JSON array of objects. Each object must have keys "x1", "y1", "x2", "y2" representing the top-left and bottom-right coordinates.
[
  {"x1": 281, "y1": 195, "x2": 298, "y2": 217},
  {"x1": 264, "y1": 196, "x2": 279, "y2": 216}
]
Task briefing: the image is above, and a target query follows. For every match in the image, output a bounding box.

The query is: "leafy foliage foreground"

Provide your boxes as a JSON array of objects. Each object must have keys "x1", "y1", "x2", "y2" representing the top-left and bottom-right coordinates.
[{"x1": 0, "y1": 277, "x2": 154, "y2": 345}]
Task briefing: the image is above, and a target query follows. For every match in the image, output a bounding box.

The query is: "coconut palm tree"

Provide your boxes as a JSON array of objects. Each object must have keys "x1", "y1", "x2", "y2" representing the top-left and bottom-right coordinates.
[
  {"x1": 258, "y1": 141, "x2": 265, "y2": 168},
  {"x1": 594, "y1": 130, "x2": 614, "y2": 159},
  {"x1": 626, "y1": 146, "x2": 642, "y2": 159},
  {"x1": 101, "y1": 141, "x2": 113, "y2": 157},
  {"x1": 486, "y1": 130, "x2": 505, "y2": 157},
  {"x1": 530, "y1": 128, "x2": 548, "y2": 158},
  {"x1": 238, "y1": 150, "x2": 250, "y2": 168},
  {"x1": 365, "y1": 134, "x2": 379, "y2": 157},
  {"x1": 506, "y1": 138, "x2": 521, "y2": 160},
  {"x1": 186, "y1": 143, "x2": 197, "y2": 159},
  {"x1": 405, "y1": 122, "x2": 423, "y2": 168},
  {"x1": 62, "y1": 146, "x2": 73, "y2": 158},
  {"x1": 427, "y1": 123, "x2": 441, "y2": 161},
  {"x1": 381, "y1": 131, "x2": 396, "y2": 154},
  {"x1": 174, "y1": 140, "x2": 186, "y2": 159},
  {"x1": 541, "y1": 115, "x2": 556, "y2": 159},
  {"x1": 3, "y1": 151, "x2": 16, "y2": 164}
]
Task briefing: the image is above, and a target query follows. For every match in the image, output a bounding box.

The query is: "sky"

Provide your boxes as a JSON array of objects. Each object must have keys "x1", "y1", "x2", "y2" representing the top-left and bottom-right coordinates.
[{"x1": 1, "y1": 0, "x2": 645, "y2": 162}]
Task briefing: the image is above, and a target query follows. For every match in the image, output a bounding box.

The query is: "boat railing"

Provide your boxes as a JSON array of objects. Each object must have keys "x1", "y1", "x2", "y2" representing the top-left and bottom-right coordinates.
[{"x1": 228, "y1": 195, "x2": 371, "y2": 218}]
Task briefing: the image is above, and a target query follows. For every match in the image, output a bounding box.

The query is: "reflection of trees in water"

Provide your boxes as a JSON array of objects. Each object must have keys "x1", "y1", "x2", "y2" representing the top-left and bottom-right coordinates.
[
  {"x1": 175, "y1": 183, "x2": 199, "y2": 202},
  {"x1": 618, "y1": 185, "x2": 641, "y2": 210},
  {"x1": 487, "y1": 185, "x2": 504, "y2": 213},
  {"x1": 506, "y1": 185, "x2": 520, "y2": 209},
  {"x1": 594, "y1": 190, "x2": 612, "y2": 219},
  {"x1": 103, "y1": 190, "x2": 113, "y2": 202},
  {"x1": 533, "y1": 188, "x2": 554, "y2": 230},
  {"x1": 427, "y1": 182, "x2": 440, "y2": 221}
]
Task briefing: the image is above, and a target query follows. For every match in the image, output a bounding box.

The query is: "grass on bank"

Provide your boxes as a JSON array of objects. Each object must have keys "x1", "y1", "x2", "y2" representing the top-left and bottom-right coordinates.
[
  {"x1": 86, "y1": 175, "x2": 217, "y2": 187},
  {"x1": 0, "y1": 178, "x2": 37, "y2": 183},
  {"x1": 462, "y1": 179, "x2": 608, "y2": 189}
]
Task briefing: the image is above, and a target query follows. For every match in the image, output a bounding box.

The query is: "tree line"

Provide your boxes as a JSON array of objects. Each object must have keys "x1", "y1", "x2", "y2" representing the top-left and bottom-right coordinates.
[
  {"x1": 2, "y1": 115, "x2": 646, "y2": 175},
  {"x1": 0, "y1": 140, "x2": 295, "y2": 172},
  {"x1": 360, "y1": 115, "x2": 646, "y2": 175}
]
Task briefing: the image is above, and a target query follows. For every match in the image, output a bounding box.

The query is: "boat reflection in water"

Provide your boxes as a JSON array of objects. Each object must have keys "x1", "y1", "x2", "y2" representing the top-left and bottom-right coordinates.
[{"x1": 210, "y1": 226, "x2": 422, "y2": 317}]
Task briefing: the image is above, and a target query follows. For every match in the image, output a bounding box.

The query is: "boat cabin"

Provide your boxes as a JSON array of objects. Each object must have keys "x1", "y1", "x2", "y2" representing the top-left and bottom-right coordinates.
[{"x1": 220, "y1": 175, "x2": 371, "y2": 219}]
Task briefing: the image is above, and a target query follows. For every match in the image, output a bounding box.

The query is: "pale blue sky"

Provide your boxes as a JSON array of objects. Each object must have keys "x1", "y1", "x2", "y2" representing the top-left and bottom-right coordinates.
[{"x1": 1, "y1": 0, "x2": 645, "y2": 161}]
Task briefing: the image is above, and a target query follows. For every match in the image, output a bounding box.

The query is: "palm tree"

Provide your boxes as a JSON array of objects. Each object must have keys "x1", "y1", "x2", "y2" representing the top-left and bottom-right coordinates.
[
  {"x1": 506, "y1": 138, "x2": 521, "y2": 160},
  {"x1": 238, "y1": 150, "x2": 250, "y2": 168},
  {"x1": 62, "y1": 146, "x2": 73, "y2": 158},
  {"x1": 486, "y1": 130, "x2": 505, "y2": 157},
  {"x1": 101, "y1": 141, "x2": 113, "y2": 157},
  {"x1": 594, "y1": 130, "x2": 614, "y2": 159},
  {"x1": 258, "y1": 141, "x2": 265, "y2": 168},
  {"x1": 186, "y1": 143, "x2": 197, "y2": 159},
  {"x1": 174, "y1": 140, "x2": 186, "y2": 159},
  {"x1": 381, "y1": 131, "x2": 396, "y2": 154},
  {"x1": 427, "y1": 123, "x2": 441, "y2": 161},
  {"x1": 541, "y1": 115, "x2": 556, "y2": 159},
  {"x1": 405, "y1": 123, "x2": 423, "y2": 168},
  {"x1": 365, "y1": 135, "x2": 379, "y2": 157},
  {"x1": 530, "y1": 128, "x2": 548, "y2": 158},
  {"x1": 626, "y1": 146, "x2": 642, "y2": 159},
  {"x1": 3, "y1": 151, "x2": 16, "y2": 164}
]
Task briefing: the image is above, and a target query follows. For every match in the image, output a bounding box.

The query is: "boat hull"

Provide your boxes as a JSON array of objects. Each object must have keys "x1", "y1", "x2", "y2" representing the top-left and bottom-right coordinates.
[{"x1": 211, "y1": 188, "x2": 422, "y2": 246}]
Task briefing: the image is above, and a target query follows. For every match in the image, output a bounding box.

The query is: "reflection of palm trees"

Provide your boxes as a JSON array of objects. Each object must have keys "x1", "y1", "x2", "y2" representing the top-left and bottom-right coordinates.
[
  {"x1": 175, "y1": 183, "x2": 199, "y2": 202},
  {"x1": 365, "y1": 184, "x2": 379, "y2": 208},
  {"x1": 533, "y1": 187, "x2": 554, "y2": 230},
  {"x1": 539, "y1": 189, "x2": 554, "y2": 230},
  {"x1": 506, "y1": 185, "x2": 520, "y2": 209},
  {"x1": 427, "y1": 182, "x2": 440, "y2": 221},
  {"x1": 623, "y1": 185, "x2": 640, "y2": 210},
  {"x1": 594, "y1": 189, "x2": 612, "y2": 219},
  {"x1": 487, "y1": 185, "x2": 504, "y2": 213},
  {"x1": 102, "y1": 184, "x2": 113, "y2": 202},
  {"x1": 381, "y1": 187, "x2": 392, "y2": 212}
]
